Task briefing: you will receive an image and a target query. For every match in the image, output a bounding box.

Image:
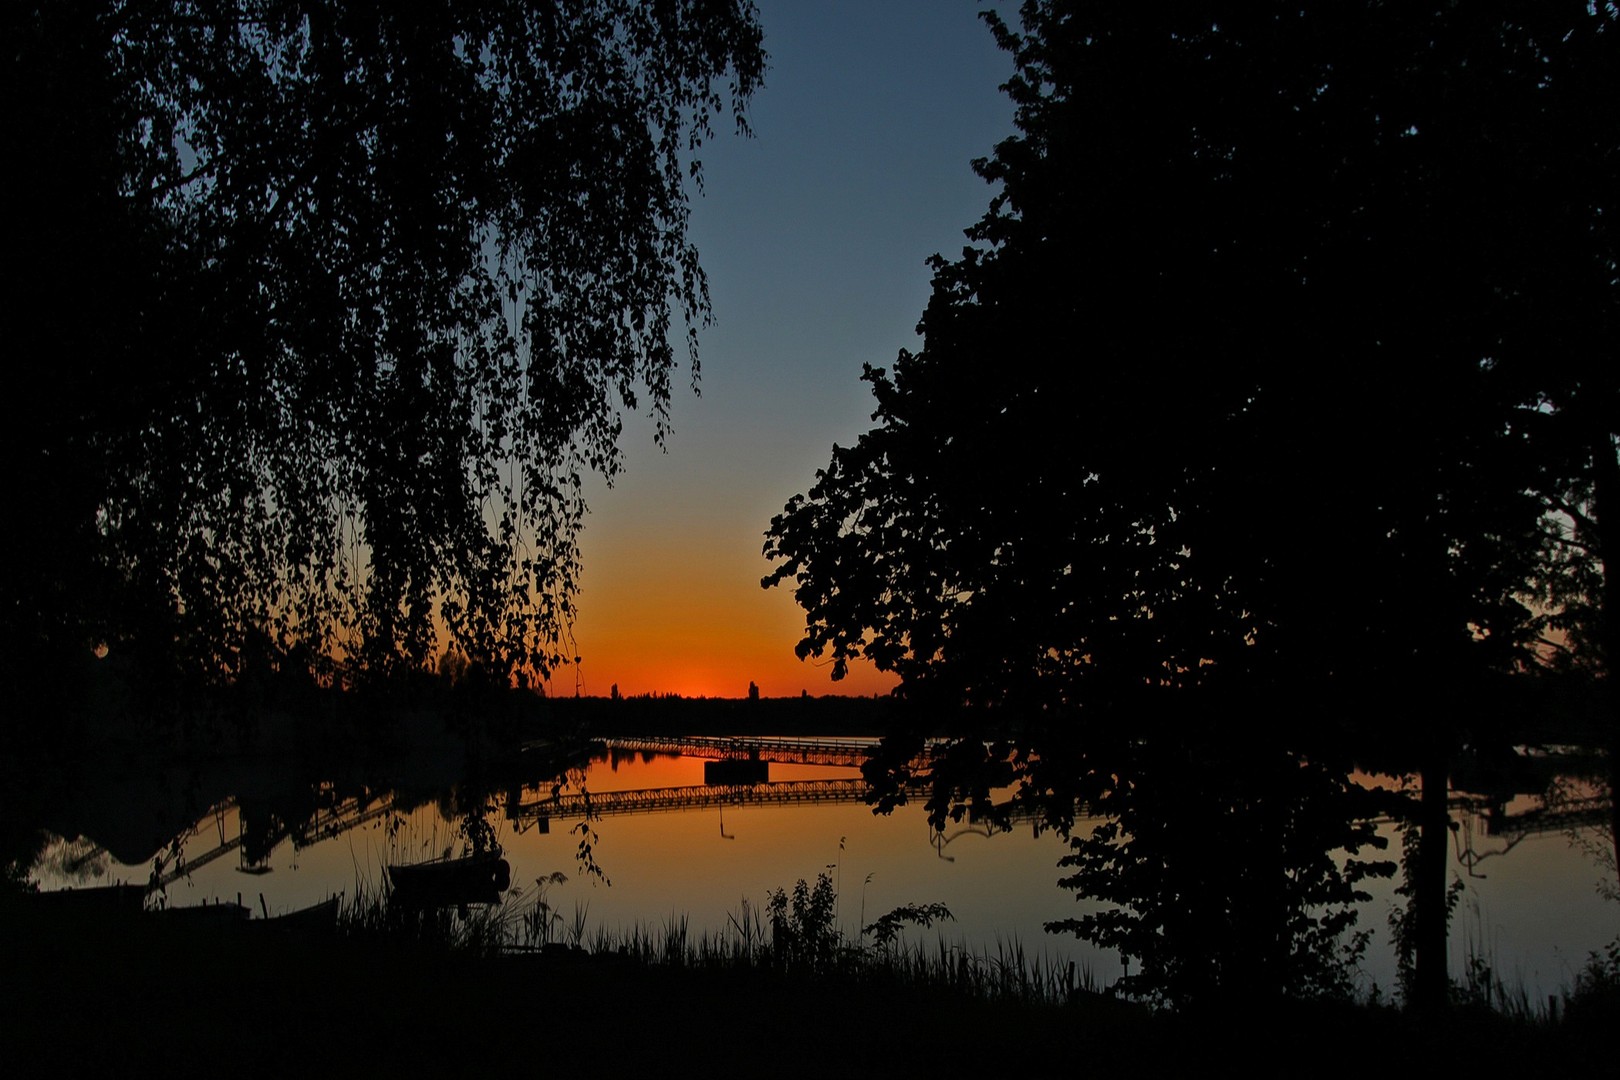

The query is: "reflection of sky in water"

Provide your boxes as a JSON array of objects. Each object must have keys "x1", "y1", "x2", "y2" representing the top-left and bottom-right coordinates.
[
  {"x1": 1437, "y1": 816, "x2": 1616, "y2": 1000},
  {"x1": 31, "y1": 754, "x2": 1616, "y2": 1001}
]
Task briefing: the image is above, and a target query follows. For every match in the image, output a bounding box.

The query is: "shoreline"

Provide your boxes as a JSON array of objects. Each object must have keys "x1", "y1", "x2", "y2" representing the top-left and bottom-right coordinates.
[{"x1": 8, "y1": 893, "x2": 1611, "y2": 1077}]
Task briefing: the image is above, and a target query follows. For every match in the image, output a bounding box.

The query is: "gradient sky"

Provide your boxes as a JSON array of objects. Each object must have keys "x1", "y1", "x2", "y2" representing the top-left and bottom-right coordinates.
[{"x1": 552, "y1": 2, "x2": 1020, "y2": 699}]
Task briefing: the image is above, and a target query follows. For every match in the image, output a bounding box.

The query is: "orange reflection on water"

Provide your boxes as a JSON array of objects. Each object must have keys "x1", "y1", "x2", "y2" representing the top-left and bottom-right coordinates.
[
  {"x1": 31, "y1": 742, "x2": 1620, "y2": 1007},
  {"x1": 581, "y1": 754, "x2": 862, "y2": 791},
  {"x1": 586, "y1": 752, "x2": 707, "y2": 792}
]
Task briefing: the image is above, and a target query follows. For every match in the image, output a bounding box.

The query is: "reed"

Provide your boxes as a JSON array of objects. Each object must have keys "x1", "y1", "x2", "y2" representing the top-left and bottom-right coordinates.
[{"x1": 330, "y1": 870, "x2": 1613, "y2": 1025}]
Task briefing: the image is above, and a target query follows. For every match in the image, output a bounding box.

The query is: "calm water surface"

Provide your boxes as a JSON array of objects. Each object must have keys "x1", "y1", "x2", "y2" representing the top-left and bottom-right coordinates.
[{"x1": 30, "y1": 736, "x2": 1617, "y2": 1001}]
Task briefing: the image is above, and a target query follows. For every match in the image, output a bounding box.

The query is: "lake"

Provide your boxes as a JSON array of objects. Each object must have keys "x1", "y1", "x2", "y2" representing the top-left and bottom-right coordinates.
[{"x1": 24, "y1": 732, "x2": 1618, "y2": 1003}]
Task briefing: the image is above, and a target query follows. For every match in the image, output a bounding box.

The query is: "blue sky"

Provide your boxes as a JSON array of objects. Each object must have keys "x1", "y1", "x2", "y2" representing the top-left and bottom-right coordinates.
[{"x1": 564, "y1": 1, "x2": 1021, "y2": 697}]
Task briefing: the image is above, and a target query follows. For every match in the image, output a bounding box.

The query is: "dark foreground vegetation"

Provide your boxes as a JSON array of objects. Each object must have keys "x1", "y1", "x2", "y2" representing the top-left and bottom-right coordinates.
[
  {"x1": 7, "y1": 692, "x2": 1615, "y2": 1059},
  {"x1": 8, "y1": 5, "x2": 1615, "y2": 1072},
  {"x1": 7, "y1": 882, "x2": 1617, "y2": 1079}
]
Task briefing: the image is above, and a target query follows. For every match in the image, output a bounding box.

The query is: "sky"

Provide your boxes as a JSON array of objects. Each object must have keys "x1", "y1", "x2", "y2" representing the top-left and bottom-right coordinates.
[{"x1": 551, "y1": 2, "x2": 1021, "y2": 699}]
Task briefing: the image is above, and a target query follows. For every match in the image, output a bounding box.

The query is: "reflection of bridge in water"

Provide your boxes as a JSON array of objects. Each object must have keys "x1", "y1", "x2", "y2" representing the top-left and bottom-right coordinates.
[
  {"x1": 152, "y1": 789, "x2": 399, "y2": 889},
  {"x1": 1451, "y1": 791, "x2": 1612, "y2": 878},
  {"x1": 499, "y1": 734, "x2": 953, "y2": 831},
  {"x1": 594, "y1": 734, "x2": 937, "y2": 769},
  {"x1": 152, "y1": 741, "x2": 901, "y2": 886},
  {"x1": 149, "y1": 739, "x2": 1610, "y2": 887},
  {"x1": 1473, "y1": 793, "x2": 1611, "y2": 838},
  {"x1": 510, "y1": 778, "x2": 880, "y2": 829}
]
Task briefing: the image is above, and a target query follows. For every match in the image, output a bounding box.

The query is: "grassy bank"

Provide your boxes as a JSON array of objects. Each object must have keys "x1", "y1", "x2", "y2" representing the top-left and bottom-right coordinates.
[{"x1": 11, "y1": 880, "x2": 1613, "y2": 1079}]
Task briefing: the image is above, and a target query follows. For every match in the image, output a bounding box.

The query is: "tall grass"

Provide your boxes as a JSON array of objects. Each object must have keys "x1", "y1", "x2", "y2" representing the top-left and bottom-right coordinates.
[
  {"x1": 558, "y1": 914, "x2": 1094, "y2": 1007},
  {"x1": 334, "y1": 869, "x2": 1093, "y2": 1007},
  {"x1": 336, "y1": 877, "x2": 520, "y2": 958},
  {"x1": 1373, "y1": 915, "x2": 1619, "y2": 1026},
  {"x1": 334, "y1": 868, "x2": 1615, "y2": 1025}
]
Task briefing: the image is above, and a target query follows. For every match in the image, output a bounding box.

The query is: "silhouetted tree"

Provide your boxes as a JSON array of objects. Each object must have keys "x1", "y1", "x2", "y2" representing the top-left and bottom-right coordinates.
[
  {"x1": 1046, "y1": 733, "x2": 1392, "y2": 1009},
  {"x1": 4, "y1": 1, "x2": 765, "y2": 703},
  {"x1": 765, "y1": 0, "x2": 1615, "y2": 1012},
  {"x1": 1494, "y1": 16, "x2": 1620, "y2": 885}
]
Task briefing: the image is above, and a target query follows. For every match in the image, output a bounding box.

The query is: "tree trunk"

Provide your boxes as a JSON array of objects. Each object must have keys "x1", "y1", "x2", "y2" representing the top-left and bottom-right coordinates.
[
  {"x1": 1415, "y1": 749, "x2": 1451, "y2": 1016},
  {"x1": 1591, "y1": 431, "x2": 1619, "y2": 888}
]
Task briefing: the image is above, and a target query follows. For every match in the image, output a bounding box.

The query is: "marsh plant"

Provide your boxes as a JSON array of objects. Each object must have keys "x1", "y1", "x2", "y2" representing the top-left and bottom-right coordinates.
[
  {"x1": 335, "y1": 866, "x2": 1088, "y2": 1006},
  {"x1": 514, "y1": 870, "x2": 586, "y2": 949},
  {"x1": 762, "y1": 872, "x2": 962, "y2": 978},
  {"x1": 1565, "y1": 936, "x2": 1620, "y2": 1024},
  {"x1": 766, "y1": 873, "x2": 840, "y2": 974},
  {"x1": 567, "y1": 870, "x2": 1088, "y2": 1006},
  {"x1": 337, "y1": 880, "x2": 514, "y2": 958}
]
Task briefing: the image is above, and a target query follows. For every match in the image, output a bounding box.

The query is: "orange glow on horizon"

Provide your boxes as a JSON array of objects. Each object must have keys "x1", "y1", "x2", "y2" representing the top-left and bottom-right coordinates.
[{"x1": 556, "y1": 525, "x2": 900, "y2": 700}]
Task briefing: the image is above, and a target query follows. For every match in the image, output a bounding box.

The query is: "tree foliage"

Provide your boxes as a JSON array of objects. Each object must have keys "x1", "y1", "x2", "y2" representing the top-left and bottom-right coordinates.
[
  {"x1": 5, "y1": 0, "x2": 765, "y2": 695},
  {"x1": 763, "y1": 0, "x2": 1615, "y2": 719},
  {"x1": 1046, "y1": 736, "x2": 1393, "y2": 1009},
  {"x1": 763, "y1": 0, "x2": 1617, "y2": 1011}
]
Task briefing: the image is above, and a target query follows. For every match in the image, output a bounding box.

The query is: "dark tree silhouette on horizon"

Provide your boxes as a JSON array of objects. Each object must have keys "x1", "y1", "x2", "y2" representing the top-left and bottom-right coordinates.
[
  {"x1": 764, "y1": 0, "x2": 1617, "y2": 1012},
  {"x1": 3, "y1": 1, "x2": 766, "y2": 709}
]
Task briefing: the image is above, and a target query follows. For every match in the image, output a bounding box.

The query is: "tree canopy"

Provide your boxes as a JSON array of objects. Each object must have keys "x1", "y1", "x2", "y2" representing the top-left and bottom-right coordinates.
[
  {"x1": 763, "y1": 0, "x2": 1615, "y2": 725},
  {"x1": 763, "y1": 0, "x2": 1617, "y2": 1009},
  {"x1": 5, "y1": 0, "x2": 766, "y2": 696}
]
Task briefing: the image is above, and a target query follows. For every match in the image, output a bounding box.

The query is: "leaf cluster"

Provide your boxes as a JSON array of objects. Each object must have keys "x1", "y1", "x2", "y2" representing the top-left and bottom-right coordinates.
[
  {"x1": 766, "y1": 871, "x2": 840, "y2": 975},
  {"x1": 1045, "y1": 736, "x2": 1394, "y2": 1009},
  {"x1": 763, "y1": 0, "x2": 1615, "y2": 727},
  {"x1": 862, "y1": 901, "x2": 954, "y2": 949},
  {"x1": 6, "y1": 1, "x2": 766, "y2": 698}
]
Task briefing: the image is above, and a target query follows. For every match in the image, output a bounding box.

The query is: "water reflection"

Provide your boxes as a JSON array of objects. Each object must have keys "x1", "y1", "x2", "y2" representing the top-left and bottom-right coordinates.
[
  {"x1": 14, "y1": 730, "x2": 1615, "y2": 1004},
  {"x1": 866, "y1": 725, "x2": 1616, "y2": 1007}
]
